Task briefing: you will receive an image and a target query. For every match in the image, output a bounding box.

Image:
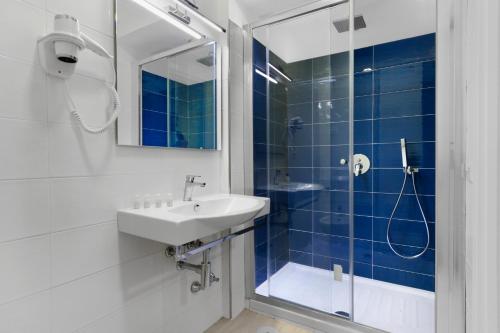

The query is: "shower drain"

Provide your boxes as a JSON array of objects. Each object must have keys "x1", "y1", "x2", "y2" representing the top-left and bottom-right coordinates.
[{"x1": 256, "y1": 327, "x2": 279, "y2": 333}]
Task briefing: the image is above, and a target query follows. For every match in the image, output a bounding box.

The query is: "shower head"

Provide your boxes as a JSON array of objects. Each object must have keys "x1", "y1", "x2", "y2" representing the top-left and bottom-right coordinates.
[
  {"x1": 196, "y1": 55, "x2": 214, "y2": 66},
  {"x1": 332, "y1": 15, "x2": 367, "y2": 33}
]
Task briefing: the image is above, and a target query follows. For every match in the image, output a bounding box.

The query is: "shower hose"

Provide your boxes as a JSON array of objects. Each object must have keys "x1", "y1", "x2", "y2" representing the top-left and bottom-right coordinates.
[{"x1": 386, "y1": 169, "x2": 430, "y2": 259}]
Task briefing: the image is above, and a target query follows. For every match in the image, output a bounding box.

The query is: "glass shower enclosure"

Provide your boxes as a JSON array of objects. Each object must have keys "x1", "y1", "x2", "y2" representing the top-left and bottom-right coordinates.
[{"x1": 246, "y1": 1, "x2": 436, "y2": 332}]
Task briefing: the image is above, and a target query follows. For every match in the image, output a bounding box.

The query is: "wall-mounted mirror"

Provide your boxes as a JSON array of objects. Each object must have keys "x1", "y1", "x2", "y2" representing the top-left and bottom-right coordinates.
[{"x1": 116, "y1": 0, "x2": 220, "y2": 150}]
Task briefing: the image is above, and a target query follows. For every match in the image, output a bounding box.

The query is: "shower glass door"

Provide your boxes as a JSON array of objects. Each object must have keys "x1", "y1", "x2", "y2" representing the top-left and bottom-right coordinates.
[
  {"x1": 252, "y1": 2, "x2": 355, "y2": 319},
  {"x1": 251, "y1": 0, "x2": 437, "y2": 331}
]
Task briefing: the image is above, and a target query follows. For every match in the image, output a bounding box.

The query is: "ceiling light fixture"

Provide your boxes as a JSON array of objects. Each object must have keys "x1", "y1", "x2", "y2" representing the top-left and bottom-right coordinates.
[
  {"x1": 269, "y1": 63, "x2": 292, "y2": 82},
  {"x1": 168, "y1": 5, "x2": 191, "y2": 24},
  {"x1": 131, "y1": 0, "x2": 203, "y2": 39},
  {"x1": 176, "y1": 0, "x2": 226, "y2": 33},
  {"x1": 255, "y1": 68, "x2": 278, "y2": 84}
]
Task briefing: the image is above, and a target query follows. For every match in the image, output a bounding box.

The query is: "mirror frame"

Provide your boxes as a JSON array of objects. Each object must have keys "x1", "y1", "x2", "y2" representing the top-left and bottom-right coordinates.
[{"x1": 113, "y1": 0, "x2": 222, "y2": 151}]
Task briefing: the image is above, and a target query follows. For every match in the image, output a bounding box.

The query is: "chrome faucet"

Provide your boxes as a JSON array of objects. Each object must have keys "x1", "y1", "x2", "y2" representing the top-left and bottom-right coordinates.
[{"x1": 183, "y1": 175, "x2": 206, "y2": 201}]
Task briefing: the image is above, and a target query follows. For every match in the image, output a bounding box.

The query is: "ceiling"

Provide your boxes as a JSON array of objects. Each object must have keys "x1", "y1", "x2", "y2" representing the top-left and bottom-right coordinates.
[
  {"x1": 117, "y1": 0, "x2": 195, "y2": 61},
  {"x1": 235, "y1": 0, "x2": 318, "y2": 24},
  {"x1": 242, "y1": 0, "x2": 436, "y2": 63},
  {"x1": 117, "y1": 0, "x2": 216, "y2": 85},
  {"x1": 142, "y1": 44, "x2": 215, "y2": 85}
]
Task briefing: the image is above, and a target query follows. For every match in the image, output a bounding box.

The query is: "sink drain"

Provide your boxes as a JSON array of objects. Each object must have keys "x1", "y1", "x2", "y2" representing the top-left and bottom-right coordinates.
[{"x1": 256, "y1": 327, "x2": 279, "y2": 333}]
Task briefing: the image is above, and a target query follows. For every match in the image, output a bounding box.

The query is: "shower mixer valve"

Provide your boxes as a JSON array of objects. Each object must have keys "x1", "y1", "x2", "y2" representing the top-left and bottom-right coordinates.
[{"x1": 339, "y1": 154, "x2": 371, "y2": 176}]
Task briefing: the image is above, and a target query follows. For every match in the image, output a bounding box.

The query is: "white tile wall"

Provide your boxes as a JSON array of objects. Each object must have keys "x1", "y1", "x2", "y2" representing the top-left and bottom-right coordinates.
[
  {"x1": 0, "y1": 291, "x2": 51, "y2": 333},
  {"x1": 0, "y1": 56, "x2": 47, "y2": 121},
  {"x1": 0, "y1": 120, "x2": 49, "y2": 180},
  {"x1": 0, "y1": 0, "x2": 227, "y2": 331},
  {"x1": 0, "y1": 180, "x2": 50, "y2": 242},
  {"x1": 0, "y1": 236, "x2": 51, "y2": 304},
  {"x1": 0, "y1": 0, "x2": 45, "y2": 64}
]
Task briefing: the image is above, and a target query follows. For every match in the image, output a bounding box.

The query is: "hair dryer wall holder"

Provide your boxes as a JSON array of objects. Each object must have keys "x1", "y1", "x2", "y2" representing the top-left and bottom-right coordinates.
[
  {"x1": 37, "y1": 32, "x2": 84, "y2": 79},
  {"x1": 36, "y1": 14, "x2": 120, "y2": 134}
]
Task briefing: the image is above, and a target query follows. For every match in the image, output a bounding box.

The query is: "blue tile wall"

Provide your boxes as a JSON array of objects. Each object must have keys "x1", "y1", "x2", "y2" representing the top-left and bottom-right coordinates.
[
  {"x1": 142, "y1": 70, "x2": 216, "y2": 149},
  {"x1": 252, "y1": 40, "x2": 290, "y2": 287},
  {"x1": 253, "y1": 34, "x2": 435, "y2": 292},
  {"x1": 142, "y1": 71, "x2": 168, "y2": 147}
]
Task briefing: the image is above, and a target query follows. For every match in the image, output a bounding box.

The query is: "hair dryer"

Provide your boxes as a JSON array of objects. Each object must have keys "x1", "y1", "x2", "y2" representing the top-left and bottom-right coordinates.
[{"x1": 38, "y1": 15, "x2": 120, "y2": 134}]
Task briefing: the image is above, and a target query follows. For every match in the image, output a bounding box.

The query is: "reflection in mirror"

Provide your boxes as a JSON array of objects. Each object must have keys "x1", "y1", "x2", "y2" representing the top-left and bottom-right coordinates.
[
  {"x1": 140, "y1": 43, "x2": 216, "y2": 148},
  {"x1": 116, "y1": 0, "x2": 218, "y2": 150}
]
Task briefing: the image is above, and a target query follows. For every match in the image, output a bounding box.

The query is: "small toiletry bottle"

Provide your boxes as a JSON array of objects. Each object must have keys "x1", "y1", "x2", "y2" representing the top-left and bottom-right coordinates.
[
  {"x1": 154, "y1": 193, "x2": 162, "y2": 208},
  {"x1": 143, "y1": 194, "x2": 151, "y2": 209},
  {"x1": 133, "y1": 194, "x2": 142, "y2": 209},
  {"x1": 166, "y1": 193, "x2": 174, "y2": 207}
]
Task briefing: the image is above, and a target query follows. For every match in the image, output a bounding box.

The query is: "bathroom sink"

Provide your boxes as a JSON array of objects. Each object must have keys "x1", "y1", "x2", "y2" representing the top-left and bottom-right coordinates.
[{"x1": 117, "y1": 194, "x2": 270, "y2": 246}]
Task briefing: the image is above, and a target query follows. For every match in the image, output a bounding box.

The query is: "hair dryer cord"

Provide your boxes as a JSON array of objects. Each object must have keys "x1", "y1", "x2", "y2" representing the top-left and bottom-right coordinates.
[{"x1": 64, "y1": 58, "x2": 120, "y2": 134}]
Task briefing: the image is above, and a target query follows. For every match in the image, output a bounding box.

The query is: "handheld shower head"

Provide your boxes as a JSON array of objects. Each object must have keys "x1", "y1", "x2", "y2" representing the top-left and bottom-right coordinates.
[
  {"x1": 400, "y1": 138, "x2": 418, "y2": 174},
  {"x1": 400, "y1": 138, "x2": 408, "y2": 171}
]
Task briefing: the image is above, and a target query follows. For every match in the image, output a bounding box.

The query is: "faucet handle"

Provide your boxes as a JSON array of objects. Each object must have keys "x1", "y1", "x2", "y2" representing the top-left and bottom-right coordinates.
[{"x1": 185, "y1": 175, "x2": 201, "y2": 182}]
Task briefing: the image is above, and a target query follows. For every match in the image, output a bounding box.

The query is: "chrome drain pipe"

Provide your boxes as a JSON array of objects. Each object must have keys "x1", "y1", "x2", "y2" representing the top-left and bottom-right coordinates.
[{"x1": 176, "y1": 249, "x2": 219, "y2": 293}]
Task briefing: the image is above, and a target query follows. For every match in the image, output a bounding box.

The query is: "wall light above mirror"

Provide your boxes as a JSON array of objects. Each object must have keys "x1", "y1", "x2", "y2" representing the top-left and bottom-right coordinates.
[{"x1": 115, "y1": 0, "x2": 221, "y2": 150}]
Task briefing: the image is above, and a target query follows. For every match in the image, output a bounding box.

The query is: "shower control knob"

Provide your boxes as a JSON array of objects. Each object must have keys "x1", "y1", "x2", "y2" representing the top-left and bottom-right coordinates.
[
  {"x1": 352, "y1": 154, "x2": 370, "y2": 176},
  {"x1": 339, "y1": 158, "x2": 347, "y2": 165}
]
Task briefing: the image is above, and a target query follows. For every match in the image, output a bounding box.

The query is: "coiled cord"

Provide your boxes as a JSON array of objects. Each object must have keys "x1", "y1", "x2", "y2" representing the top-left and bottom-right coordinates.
[
  {"x1": 386, "y1": 170, "x2": 430, "y2": 259},
  {"x1": 64, "y1": 58, "x2": 120, "y2": 134}
]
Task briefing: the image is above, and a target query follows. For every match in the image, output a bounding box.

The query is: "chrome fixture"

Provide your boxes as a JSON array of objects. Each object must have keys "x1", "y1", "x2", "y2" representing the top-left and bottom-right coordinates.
[
  {"x1": 183, "y1": 175, "x2": 206, "y2": 201},
  {"x1": 176, "y1": 0, "x2": 227, "y2": 33},
  {"x1": 341, "y1": 154, "x2": 370, "y2": 176},
  {"x1": 352, "y1": 153, "x2": 370, "y2": 176},
  {"x1": 176, "y1": 249, "x2": 219, "y2": 293},
  {"x1": 130, "y1": 0, "x2": 202, "y2": 39},
  {"x1": 165, "y1": 224, "x2": 255, "y2": 261},
  {"x1": 386, "y1": 138, "x2": 430, "y2": 259},
  {"x1": 168, "y1": 5, "x2": 191, "y2": 24},
  {"x1": 166, "y1": 225, "x2": 256, "y2": 292}
]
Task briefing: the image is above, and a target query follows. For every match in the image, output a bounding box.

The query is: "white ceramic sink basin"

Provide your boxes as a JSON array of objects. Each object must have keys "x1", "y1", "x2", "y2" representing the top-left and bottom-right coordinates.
[{"x1": 118, "y1": 194, "x2": 270, "y2": 246}]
